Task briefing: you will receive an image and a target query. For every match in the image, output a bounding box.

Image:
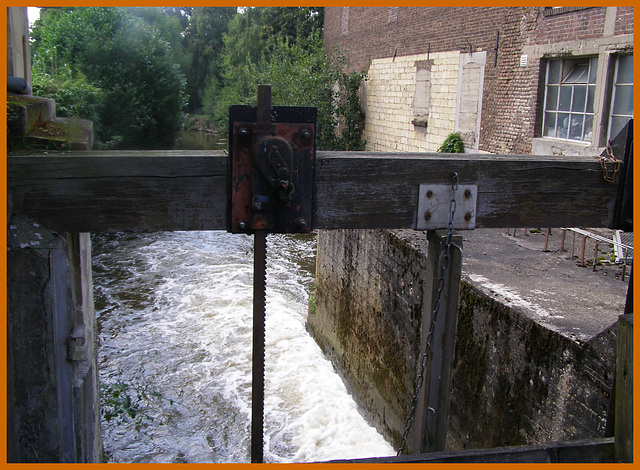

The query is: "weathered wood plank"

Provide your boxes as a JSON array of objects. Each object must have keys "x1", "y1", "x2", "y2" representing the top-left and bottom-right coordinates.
[
  {"x1": 8, "y1": 151, "x2": 228, "y2": 232},
  {"x1": 8, "y1": 151, "x2": 618, "y2": 232},
  {"x1": 315, "y1": 152, "x2": 617, "y2": 229},
  {"x1": 614, "y1": 314, "x2": 633, "y2": 463},
  {"x1": 328, "y1": 437, "x2": 614, "y2": 463}
]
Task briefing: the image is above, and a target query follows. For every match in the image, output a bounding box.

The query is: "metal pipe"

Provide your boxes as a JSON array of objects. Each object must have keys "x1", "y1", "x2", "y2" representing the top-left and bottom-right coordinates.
[{"x1": 544, "y1": 228, "x2": 551, "y2": 251}]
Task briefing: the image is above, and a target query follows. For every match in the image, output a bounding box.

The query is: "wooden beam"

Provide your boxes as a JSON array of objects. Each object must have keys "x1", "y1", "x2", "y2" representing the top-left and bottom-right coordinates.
[
  {"x1": 315, "y1": 152, "x2": 617, "y2": 230},
  {"x1": 614, "y1": 314, "x2": 633, "y2": 463},
  {"x1": 8, "y1": 151, "x2": 228, "y2": 233},
  {"x1": 8, "y1": 151, "x2": 618, "y2": 232},
  {"x1": 327, "y1": 437, "x2": 614, "y2": 463}
]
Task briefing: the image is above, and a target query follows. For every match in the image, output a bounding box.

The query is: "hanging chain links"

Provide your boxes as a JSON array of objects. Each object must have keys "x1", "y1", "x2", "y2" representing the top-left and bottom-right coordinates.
[
  {"x1": 397, "y1": 172, "x2": 459, "y2": 456},
  {"x1": 599, "y1": 140, "x2": 621, "y2": 183}
]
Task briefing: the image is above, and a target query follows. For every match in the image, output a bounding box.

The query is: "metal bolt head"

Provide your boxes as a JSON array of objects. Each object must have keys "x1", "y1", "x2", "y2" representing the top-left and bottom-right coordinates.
[
  {"x1": 237, "y1": 220, "x2": 247, "y2": 231},
  {"x1": 295, "y1": 218, "x2": 308, "y2": 231},
  {"x1": 301, "y1": 129, "x2": 311, "y2": 139},
  {"x1": 426, "y1": 190, "x2": 434, "y2": 198},
  {"x1": 424, "y1": 211, "x2": 432, "y2": 221},
  {"x1": 464, "y1": 189, "x2": 472, "y2": 199},
  {"x1": 464, "y1": 212, "x2": 472, "y2": 221},
  {"x1": 238, "y1": 128, "x2": 249, "y2": 138}
]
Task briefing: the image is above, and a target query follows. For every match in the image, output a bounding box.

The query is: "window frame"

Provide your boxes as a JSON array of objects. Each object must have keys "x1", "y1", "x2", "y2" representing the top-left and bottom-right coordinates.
[
  {"x1": 542, "y1": 56, "x2": 598, "y2": 143},
  {"x1": 607, "y1": 53, "x2": 633, "y2": 141}
]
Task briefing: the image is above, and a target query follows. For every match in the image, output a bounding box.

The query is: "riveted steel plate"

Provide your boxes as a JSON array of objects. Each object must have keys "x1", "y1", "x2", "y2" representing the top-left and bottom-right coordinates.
[
  {"x1": 416, "y1": 184, "x2": 477, "y2": 230},
  {"x1": 228, "y1": 105, "x2": 317, "y2": 234}
]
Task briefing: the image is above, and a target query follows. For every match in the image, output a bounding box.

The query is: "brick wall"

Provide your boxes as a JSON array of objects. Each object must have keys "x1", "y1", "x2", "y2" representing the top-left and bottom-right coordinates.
[
  {"x1": 615, "y1": 7, "x2": 634, "y2": 35},
  {"x1": 531, "y1": 8, "x2": 607, "y2": 44},
  {"x1": 324, "y1": 7, "x2": 632, "y2": 155}
]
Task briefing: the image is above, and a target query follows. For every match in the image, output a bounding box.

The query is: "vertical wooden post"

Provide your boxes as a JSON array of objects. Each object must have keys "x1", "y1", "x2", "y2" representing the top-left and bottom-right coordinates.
[
  {"x1": 409, "y1": 230, "x2": 463, "y2": 454},
  {"x1": 614, "y1": 314, "x2": 633, "y2": 462}
]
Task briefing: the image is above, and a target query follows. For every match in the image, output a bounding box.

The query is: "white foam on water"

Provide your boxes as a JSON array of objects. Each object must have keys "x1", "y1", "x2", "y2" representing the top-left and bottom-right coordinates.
[{"x1": 94, "y1": 231, "x2": 394, "y2": 463}]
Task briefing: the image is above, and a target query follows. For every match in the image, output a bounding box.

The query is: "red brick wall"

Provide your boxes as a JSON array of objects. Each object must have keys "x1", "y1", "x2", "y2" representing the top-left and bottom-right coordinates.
[
  {"x1": 324, "y1": 7, "x2": 631, "y2": 155},
  {"x1": 531, "y1": 8, "x2": 607, "y2": 44},
  {"x1": 615, "y1": 7, "x2": 634, "y2": 35}
]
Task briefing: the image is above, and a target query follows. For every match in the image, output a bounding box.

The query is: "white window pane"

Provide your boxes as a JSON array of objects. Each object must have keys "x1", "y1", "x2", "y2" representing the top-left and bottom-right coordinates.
[
  {"x1": 613, "y1": 85, "x2": 633, "y2": 116},
  {"x1": 569, "y1": 114, "x2": 584, "y2": 140},
  {"x1": 572, "y1": 85, "x2": 586, "y2": 112},
  {"x1": 610, "y1": 116, "x2": 631, "y2": 140},
  {"x1": 546, "y1": 86, "x2": 558, "y2": 110},
  {"x1": 544, "y1": 112, "x2": 556, "y2": 137},
  {"x1": 617, "y1": 55, "x2": 633, "y2": 84},
  {"x1": 558, "y1": 86, "x2": 572, "y2": 111},
  {"x1": 557, "y1": 113, "x2": 570, "y2": 139},
  {"x1": 563, "y1": 63, "x2": 588, "y2": 83},
  {"x1": 548, "y1": 60, "x2": 561, "y2": 84},
  {"x1": 584, "y1": 115, "x2": 593, "y2": 141},
  {"x1": 586, "y1": 86, "x2": 596, "y2": 113},
  {"x1": 588, "y1": 57, "x2": 598, "y2": 84}
]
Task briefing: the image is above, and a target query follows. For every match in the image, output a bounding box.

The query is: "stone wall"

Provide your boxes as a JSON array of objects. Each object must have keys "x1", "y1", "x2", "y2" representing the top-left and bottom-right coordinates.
[
  {"x1": 364, "y1": 52, "x2": 460, "y2": 152},
  {"x1": 449, "y1": 280, "x2": 615, "y2": 450},
  {"x1": 308, "y1": 229, "x2": 429, "y2": 446},
  {"x1": 309, "y1": 229, "x2": 616, "y2": 452},
  {"x1": 7, "y1": 215, "x2": 102, "y2": 462}
]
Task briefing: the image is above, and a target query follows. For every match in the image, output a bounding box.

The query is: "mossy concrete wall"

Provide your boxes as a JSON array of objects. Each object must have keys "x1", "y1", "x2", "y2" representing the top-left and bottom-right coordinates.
[
  {"x1": 308, "y1": 229, "x2": 616, "y2": 452},
  {"x1": 308, "y1": 229, "x2": 429, "y2": 446}
]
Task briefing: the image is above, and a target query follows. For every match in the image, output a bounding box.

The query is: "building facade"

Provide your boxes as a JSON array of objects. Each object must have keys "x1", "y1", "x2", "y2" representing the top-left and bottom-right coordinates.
[{"x1": 324, "y1": 7, "x2": 633, "y2": 155}]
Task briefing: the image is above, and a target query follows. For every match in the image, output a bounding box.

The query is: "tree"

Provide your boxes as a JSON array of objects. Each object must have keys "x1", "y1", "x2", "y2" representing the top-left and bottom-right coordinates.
[
  {"x1": 31, "y1": 7, "x2": 187, "y2": 149},
  {"x1": 206, "y1": 8, "x2": 366, "y2": 151},
  {"x1": 182, "y1": 7, "x2": 236, "y2": 113},
  {"x1": 259, "y1": 7, "x2": 324, "y2": 46}
]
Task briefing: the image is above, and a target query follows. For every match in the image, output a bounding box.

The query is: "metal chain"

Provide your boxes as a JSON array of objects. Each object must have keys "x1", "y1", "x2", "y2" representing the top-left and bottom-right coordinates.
[
  {"x1": 397, "y1": 172, "x2": 459, "y2": 456},
  {"x1": 599, "y1": 140, "x2": 621, "y2": 183}
]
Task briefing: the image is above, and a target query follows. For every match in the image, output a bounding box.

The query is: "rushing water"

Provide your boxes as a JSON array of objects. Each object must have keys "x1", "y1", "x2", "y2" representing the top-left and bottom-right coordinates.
[{"x1": 92, "y1": 231, "x2": 395, "y2": 463}]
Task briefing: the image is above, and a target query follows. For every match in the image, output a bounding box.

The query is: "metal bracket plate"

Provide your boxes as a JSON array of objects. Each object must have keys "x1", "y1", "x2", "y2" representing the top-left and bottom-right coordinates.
[
  {"x1": 416, "y1": 184, "x2": 477, "y2": 230},
  {"x1": 228, "y1": 105, "x2": 317, "y2": 234}
]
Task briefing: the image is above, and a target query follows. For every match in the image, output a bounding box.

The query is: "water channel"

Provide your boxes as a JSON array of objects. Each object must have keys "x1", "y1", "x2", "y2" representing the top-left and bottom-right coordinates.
[{"x1": 92, "y1": 129, "x2": 395, "y2": 462}]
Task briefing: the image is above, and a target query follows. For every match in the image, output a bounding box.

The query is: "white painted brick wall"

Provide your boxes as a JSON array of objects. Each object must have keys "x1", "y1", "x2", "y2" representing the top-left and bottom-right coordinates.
[{"x1": 363, "y1": 51, "x2": 460, "y2": 152}]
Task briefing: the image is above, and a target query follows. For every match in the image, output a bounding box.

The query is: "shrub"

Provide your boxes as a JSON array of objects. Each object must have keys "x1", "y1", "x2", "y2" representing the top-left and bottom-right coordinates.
[{"x1": 438, "y1": 132, "x2": 465, "y2": 153}]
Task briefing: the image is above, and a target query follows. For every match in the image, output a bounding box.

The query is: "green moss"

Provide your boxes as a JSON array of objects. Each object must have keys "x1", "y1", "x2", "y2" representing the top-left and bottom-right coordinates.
[{"x1": 453, "y1": 282, "x2": 489, "y2": 415}]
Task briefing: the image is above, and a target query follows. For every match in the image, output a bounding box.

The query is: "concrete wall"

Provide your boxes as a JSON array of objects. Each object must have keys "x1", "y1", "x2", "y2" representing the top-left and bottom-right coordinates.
[
  {"x1": 309, "y1": 229, "x2": 616, "y2": 452},
  {"x1": 7, "y1": 7, "x2": 32, "y2": 83},
  {"x1": 7, "y1": 214, "x2": 102, "y2": 462},
  {"x1": 308, "y1": 230, "x2": 429, "y2": 446}
]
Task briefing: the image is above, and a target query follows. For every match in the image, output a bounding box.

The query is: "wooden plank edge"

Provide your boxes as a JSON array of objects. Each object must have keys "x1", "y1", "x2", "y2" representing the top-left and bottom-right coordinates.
[{"x1": 324, "y1": 437, "x2": 615, "y2": 464}]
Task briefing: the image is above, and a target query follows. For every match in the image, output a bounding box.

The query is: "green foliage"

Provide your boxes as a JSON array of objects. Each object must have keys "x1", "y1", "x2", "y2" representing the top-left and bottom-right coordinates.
[
  {"x1": 182, "y1": 7, "x2": 236, "y2": 112},
  {"x1": 205, "y1": 8, "x2": 366, "y2": 151},
  {"x1": 30, "y1": 7, "x2": 187, "y2": 149},
  {"x1": 31, "y1": 69, "x2": 104, "y2": 125},
  {"x1": 100, "y1": 369, "x2": 173, "y2": 430},
  {"x1": 438, "y1": 132, "x2": 466, "y2": 153}
]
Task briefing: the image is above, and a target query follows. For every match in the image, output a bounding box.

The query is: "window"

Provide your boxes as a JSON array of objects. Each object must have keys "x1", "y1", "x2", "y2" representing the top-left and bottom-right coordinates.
[
  {"x1": 608, "y1": 54, "x2": 633, "y2": 140},
  {"x1": 543, "y1": 7, "x2": 592, "y2": 17},
  {"x1": 412, "y1": 61, "x2": 432, "y2": 127},
  {"x1": 543, "y1": 57, "x2": 598, "y2": 142}
]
